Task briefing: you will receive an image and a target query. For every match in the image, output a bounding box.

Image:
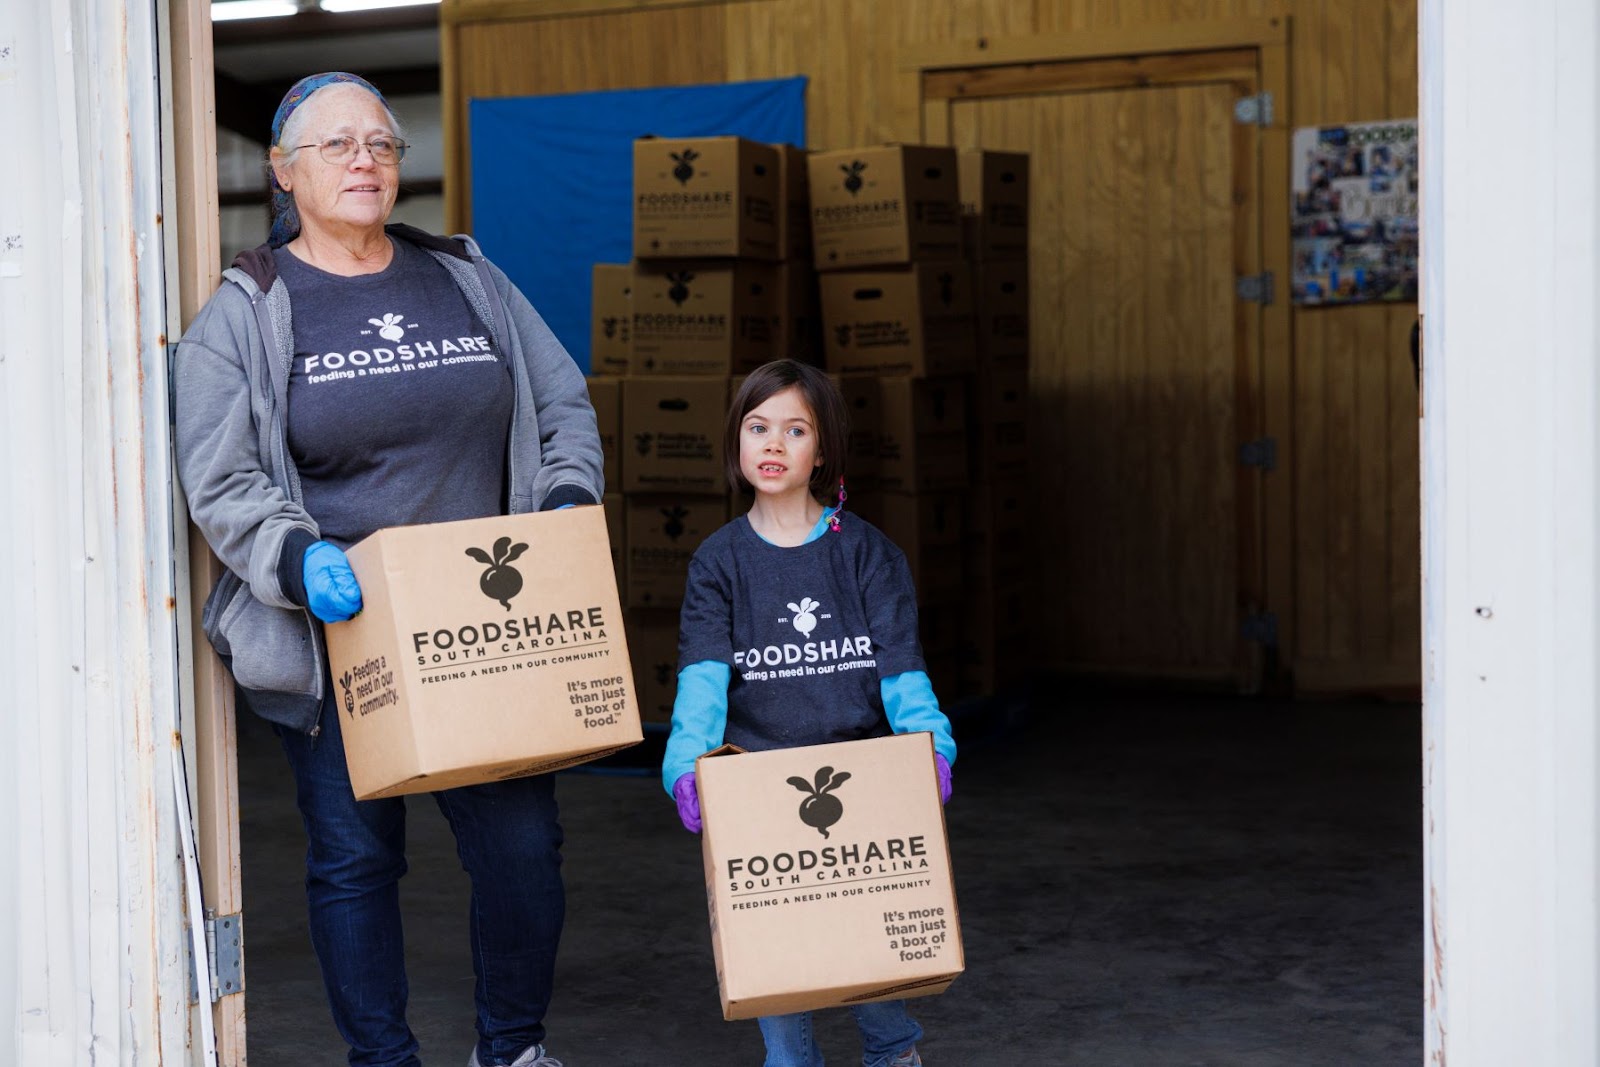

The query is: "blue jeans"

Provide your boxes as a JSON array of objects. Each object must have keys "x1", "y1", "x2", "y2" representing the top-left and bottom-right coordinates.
[
  {"x1": 274, "y1": 692, "x2": 565, "y2": 1067},
  {"x1": 757, "y1": 1001, "x2": 923, "y2": 1067}
]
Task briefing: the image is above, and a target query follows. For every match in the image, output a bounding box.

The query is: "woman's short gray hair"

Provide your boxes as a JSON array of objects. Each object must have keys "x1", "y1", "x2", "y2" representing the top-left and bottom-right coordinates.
[{"x1": 267, "y1": 77, "x2": 405, "y2": 246}]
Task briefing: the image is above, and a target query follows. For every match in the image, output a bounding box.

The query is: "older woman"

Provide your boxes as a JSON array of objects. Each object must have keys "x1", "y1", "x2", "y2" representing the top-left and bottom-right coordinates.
[{"x1": 175, "y1": 73, "x2": 598, "y2": 1067}]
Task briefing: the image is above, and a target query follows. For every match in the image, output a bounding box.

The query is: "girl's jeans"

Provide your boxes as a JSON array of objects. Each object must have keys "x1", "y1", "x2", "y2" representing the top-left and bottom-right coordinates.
[
  {"x1": 757, "y1": 1001, "x2": 924, "y2": 1067},
  {"x1": 274, "y1": 690, "x2": 565, "y2": 1067}
]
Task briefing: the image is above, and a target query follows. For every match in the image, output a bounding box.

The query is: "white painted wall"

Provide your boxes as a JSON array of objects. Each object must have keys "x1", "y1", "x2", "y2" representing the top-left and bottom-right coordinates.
[
  {"x1": 1423, "y1": 0, "x2": 1600, "y2": 1062},
  {"x1": 0, "y1": 0, "x2": 192, "y2": 1063}
]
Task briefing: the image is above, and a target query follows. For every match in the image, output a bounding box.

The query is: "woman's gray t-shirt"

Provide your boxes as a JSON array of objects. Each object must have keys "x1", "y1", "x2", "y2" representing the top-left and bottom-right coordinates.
[{"x1": 276, "y1": 240, "x2": 514, "y2": 547}]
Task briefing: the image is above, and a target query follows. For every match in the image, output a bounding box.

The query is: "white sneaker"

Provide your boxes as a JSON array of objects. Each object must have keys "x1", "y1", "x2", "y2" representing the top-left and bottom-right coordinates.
[
  {"x1": 887, "y1": 1048, "x2": 923, "y2": 1067},
  {"x1": 467, "y1": 1044, "x2": 563, "y2": 1067}
]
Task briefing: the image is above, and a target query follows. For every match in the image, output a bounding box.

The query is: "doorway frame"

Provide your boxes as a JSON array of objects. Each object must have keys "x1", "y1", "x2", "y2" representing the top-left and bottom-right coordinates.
[
  {"x1": 167, "y1": 0, "x2": 247, "y2": 1061},
  {"x1": 901, "y1": 15, "x2": 1295, "y2": 687}
]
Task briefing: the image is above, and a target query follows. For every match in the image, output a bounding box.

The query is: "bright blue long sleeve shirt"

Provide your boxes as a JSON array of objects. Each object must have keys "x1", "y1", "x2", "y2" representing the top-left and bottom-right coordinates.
[{"x1": 660, "y1": 507, "x2": 957, "y2": 793}]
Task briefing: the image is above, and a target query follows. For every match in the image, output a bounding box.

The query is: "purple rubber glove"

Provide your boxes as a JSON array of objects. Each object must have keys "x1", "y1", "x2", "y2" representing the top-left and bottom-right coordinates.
[
  {"x1": 303, "y1": 541, "x2": 363, "y2": 623},
  {"x1": 673, "y1": 772, "x2": 702, "y2": 833},
  {"x1": 935, "y1": 755, "x2": 953, "y2": 805}
]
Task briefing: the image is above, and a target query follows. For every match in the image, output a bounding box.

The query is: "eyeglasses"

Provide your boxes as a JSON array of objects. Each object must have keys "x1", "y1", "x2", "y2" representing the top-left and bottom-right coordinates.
[{"x1": 295, "y1": 135, "x2": 408, "y2": 166}]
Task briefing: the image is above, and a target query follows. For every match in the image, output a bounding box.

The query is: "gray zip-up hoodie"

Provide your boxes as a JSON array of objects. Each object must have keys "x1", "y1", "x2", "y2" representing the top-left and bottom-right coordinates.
[{"x1": 174, "y1": 225, "x2": 604, "y2": 733}]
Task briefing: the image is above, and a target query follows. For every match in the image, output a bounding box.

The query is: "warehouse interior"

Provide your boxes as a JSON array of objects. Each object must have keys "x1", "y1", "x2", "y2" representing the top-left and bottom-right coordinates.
[{"x1": 192, "y1": 1, "x2": 1422, "y2": 1063}]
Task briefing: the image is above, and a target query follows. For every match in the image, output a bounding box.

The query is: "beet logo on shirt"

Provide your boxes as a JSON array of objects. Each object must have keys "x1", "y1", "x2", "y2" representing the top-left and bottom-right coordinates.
[
  {"x1": 788, "y1": 597, "x2": 820, "y2": 637},
  {"x1": 465, "y1": 536, "x2": 529, "y2": 610},
  {"x1": 789, "y1": 766, "x2": 850, "y2": 838},
  {"x1": 368, "y1": 312, "x2": 407, "y2": 341}
]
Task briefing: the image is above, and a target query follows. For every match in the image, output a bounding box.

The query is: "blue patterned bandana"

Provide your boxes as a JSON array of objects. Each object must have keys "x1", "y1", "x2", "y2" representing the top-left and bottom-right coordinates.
[{"x1": 268, "y1": 72, "x2": 391, "y2": 247}]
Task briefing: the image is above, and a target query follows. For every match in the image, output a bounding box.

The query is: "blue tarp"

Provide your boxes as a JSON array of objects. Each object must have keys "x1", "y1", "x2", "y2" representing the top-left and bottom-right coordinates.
[{"x1": 469, "y1": 77, "x2": 807, "y2": 374}]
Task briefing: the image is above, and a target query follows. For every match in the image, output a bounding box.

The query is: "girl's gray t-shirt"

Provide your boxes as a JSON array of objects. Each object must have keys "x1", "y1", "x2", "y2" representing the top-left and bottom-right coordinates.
[
  {"x1": 677, "y1": 515, "x2": 927, "y2": 753},
  {"x1": 276, "y1": 240, "x2": 515, "y2": 547}
]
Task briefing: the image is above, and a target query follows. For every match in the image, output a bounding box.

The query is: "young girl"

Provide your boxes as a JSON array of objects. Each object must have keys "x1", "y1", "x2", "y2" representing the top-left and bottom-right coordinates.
[{"x1": 661, "y1": 359, "x2": 956, "y2": 1067}]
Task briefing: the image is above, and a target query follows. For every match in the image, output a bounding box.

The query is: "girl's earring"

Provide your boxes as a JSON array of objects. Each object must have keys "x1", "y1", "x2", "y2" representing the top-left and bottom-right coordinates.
[{"x1": 829, "y1": 476, "x2": 846, "y2": 532}]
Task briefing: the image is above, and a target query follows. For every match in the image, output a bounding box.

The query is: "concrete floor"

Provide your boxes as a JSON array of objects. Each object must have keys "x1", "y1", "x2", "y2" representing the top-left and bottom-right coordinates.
[{"x1": 238, "y1": 689, "x2": 1422, "y2": 1066}]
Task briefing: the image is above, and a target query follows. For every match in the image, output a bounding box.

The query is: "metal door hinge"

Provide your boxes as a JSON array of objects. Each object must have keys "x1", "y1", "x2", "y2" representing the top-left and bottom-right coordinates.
[
  {"x1": 191, "y1": 912, "x2": 244, "y2": 1003},
  {"x1": 1234, "y1": 92, "x2": 1275, "y2": 126},
  {"x1": 1241, "y1": 612, "x2": 1279, "y2": 646},
  {"x1": 1236, "y1": 272, "x2": 1275, "y2": 305},
  {"x1": 1238, "y1": 437, "x2": 1277, "y2": 471}
]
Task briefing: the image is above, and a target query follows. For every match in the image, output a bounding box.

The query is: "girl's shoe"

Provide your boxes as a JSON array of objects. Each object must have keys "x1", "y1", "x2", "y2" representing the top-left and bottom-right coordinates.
[
  {"x1": 468, "y1": 1044, "x2": 563, "y2": 1067},
  {"x1": 888, "y1": 1048, "x2": 923, "y2": 1067}
]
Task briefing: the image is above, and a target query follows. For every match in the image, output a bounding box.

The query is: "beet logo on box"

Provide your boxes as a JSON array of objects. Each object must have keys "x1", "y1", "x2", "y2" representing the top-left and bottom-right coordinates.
[
  {"x1": 671, "y1": 148, "x2": 699, "y2": 184},
  {"x1": 465, "y1": 536, "x2": 528, "y2": 611},
  {"x1": 788, "y1": 765, "x2": 850, "y2": 838},
  {"x1": 666, "y1": 271, "x2": 694, "y2": 306},
  {"x1": 841, "y1": 160, "x2": 867, "y2": 195},
  {"x1": 660, "y1": 504, "x2": 689, "y2": 541},
  {"x1": 337, "y1": 669, "x2": 355, "y2": 718}
]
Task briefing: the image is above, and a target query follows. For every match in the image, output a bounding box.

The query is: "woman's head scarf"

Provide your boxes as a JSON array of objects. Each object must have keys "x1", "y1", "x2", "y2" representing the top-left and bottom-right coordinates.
[{"x1": 268, "y1": 72, "x2": 391, "y2": 247}]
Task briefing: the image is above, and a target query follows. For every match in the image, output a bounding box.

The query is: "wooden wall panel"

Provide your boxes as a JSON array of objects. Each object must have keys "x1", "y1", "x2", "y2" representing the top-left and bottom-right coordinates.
[
  {"x1": 1287, "y1": 0, "x2": 1419, "y2": 693},
  {"x1": 955, "y1": 80, "x2": 1244, "y2": 679},
  {"x1": 442, "y1": 0, "x2": 1421, "y2": 694},
  {"x1": 448, "y1": 6, "x2": 728, "y2": 224}
]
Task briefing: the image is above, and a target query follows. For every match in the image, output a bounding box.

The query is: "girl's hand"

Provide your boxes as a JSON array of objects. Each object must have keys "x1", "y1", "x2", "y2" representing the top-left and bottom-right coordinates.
[
  {"x1": 935, "y1": 755, "x2": 953, "y2": 805},
  {"x1": 673, "y1": 772, "x2": 702, "y2": 833}
]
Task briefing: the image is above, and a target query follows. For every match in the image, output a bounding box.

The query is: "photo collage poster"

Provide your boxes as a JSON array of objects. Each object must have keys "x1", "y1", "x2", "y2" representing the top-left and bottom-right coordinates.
[{"x1": 1291, "y1": 119, "x2": 1418, "y2": 306}]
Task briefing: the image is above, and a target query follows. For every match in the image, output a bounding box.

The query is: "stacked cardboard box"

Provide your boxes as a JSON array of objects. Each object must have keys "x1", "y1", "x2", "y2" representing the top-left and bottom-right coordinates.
[
  {"x1": 585, "y1": 137, "x2": 822, "y2": 724},
  {"x1": 810, "y1": 145, "x2": 973, "y2": 681},
  {"x1": 957, "y1": 149, "x2": 1031, "y2": 696}
]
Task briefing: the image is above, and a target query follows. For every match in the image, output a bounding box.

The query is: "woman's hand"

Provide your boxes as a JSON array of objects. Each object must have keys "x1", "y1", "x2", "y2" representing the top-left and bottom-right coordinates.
[
  {"x1": 672, "y1": 772, "x2": 702, "y2": 833},
  {"x1": 303, "y1": 541, "x2": 363, "y2": 623},
  {"x1": 935, "y1": 754, "x2": 953, "y2": 805}
]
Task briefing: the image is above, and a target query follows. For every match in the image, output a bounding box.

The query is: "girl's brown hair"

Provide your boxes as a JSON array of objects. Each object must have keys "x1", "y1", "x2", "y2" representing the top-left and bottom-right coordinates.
[{"x1": 724, "y1": 360, "x2": 849, "y2": 505}]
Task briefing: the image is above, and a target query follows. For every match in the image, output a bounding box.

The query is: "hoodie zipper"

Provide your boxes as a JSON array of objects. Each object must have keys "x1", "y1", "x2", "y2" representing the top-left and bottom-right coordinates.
[{"x1": 242, "y1": 275, "x2": 326, "y2": 715}]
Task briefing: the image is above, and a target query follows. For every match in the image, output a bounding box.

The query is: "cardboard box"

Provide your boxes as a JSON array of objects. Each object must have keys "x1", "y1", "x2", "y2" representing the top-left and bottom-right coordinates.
[
  {"x1": 808, "y1": 145, "x2": 962, "y2": 270},
  {"x1": 774, "y1": 261, "x2": 823, "y2": 364},
  {"x1": 971, "y1": 362, "x2": 1028, "y2": 472},
  {"x1": 697, "y1": 733, "x2": 963, "y2": 1019},
  {"x1": 604, "y1": 492, "x2": 625, "y2": 588},
  {"x1": 846, "y1": 488, "x2": 885, "y2": 530},
  {"x1": 919, "y1": 605, "x2": 961, "y2": 660},
  {"x1": 632, "y1": 261, "x2": 777, "y2": 375},
  {"x1": 965, "y1": 476, "x2": 1027, "y2": 584},
  {"x1": 626, "y1": 494, "x2": 729, "y2": 609},
  {"x1": 625, "y1": 608, "x2": 681, "y2": 725},
  {"x1": 634, "y1": 136, "x2": 780, "y2": 260},
  {"x1": 819, "y1": 263, "x2": 975, "y2": 377},
  {"x1": 973, "y1": 260, "x2": 1029, "y2": 364},
  {"x1": 878, "y1": 376, "x2": 970, "y2": 494},
  {"x1": 324, "y1": 506, "x2": 642, "y2": 800},
  {"x1": 959, "y1": 580, "x2": 1031, "y2": 695},
  {"x1": 587, "y1": 376, "x2": 622, "y2": 491},
  {"x1": 621, "y1": 376, "x2": 729, "y2": 494},
  {"x1": 775, "y1": 144, "x2": 813, "y2": 261},
  {"x1": 957, "y1": 149, "x2": 1030, "y2": 262},
  {"x1": 918, "y1": 605, "x2": 963, "y2": 704},
  {"x1": 590, "y1": 264, "x2": 633, "y2": 375},
  {"x1": 838, "y1": 375, "x2": 883, "y2": 490},
  {"x1": 876, "y1": 491, "x2": 965, "y2": 606}
]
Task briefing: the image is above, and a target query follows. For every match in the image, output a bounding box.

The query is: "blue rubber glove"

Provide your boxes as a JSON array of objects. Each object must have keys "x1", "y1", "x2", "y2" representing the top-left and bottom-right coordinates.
[
  {"x1": 935, "y1": 754, "x2": 953, "y2": 805},
  {"x1": 302, "y1": 541, "x2": 363, "y2": 623},
  {"x1": 673, "y1": 772, "x2": 702, "y2": 833}
]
